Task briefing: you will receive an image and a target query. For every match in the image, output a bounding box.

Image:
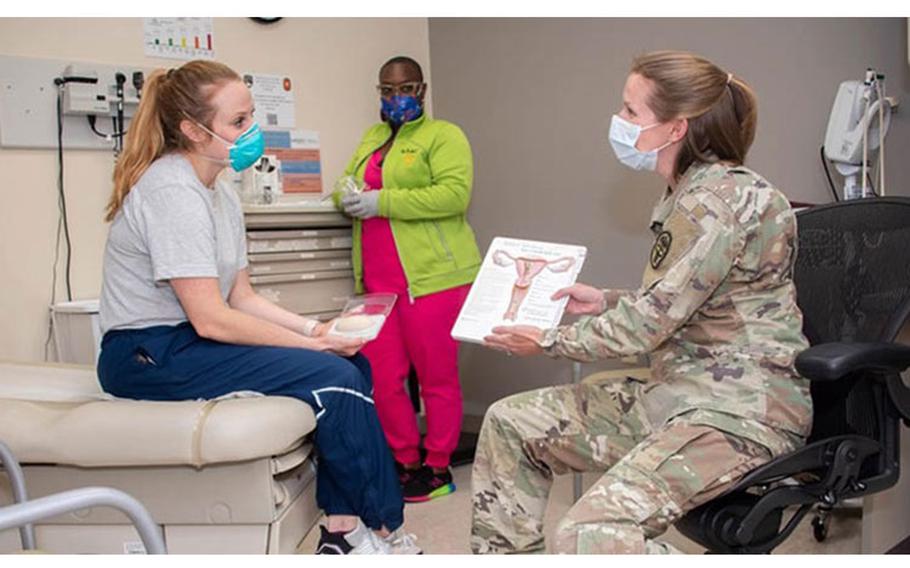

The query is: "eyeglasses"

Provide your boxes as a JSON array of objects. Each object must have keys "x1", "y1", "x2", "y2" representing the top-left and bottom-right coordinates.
[{"x1": 376, "y1": 82, "x2": 423, "y2": 98}]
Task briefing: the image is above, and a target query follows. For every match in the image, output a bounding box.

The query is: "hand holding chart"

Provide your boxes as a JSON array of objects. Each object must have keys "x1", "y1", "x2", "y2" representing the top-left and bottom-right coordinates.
[{"x1": 451, "y1": 237, "x2": 587, "y2": 344}]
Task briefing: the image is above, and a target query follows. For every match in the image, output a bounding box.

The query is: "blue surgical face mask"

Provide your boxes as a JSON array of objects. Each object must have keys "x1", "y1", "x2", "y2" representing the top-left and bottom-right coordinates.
[
  {"x1": 196, "y1": 121, "x2": 265, "y2": 172},
  {"x1": 608, "y1": 114, "x2": 672, "y2": 172},
  {"x1": 381, "y1": 95, "x2": 423, "y2": 126}
]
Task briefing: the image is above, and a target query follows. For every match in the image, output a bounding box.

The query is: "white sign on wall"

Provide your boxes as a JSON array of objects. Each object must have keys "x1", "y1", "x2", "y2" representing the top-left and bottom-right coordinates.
[{"x1": 244, "y1": 73, "x2": 296, "y2": 129}]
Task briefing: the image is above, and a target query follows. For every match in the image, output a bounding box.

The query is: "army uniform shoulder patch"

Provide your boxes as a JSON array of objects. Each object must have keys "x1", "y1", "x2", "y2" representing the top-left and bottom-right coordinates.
[
  {"x1": 641, "y1": 207, "x2": 701, "y2": 290},
  {"x1": 650, "y1": 231, "x2": 673, "y2": 269}
]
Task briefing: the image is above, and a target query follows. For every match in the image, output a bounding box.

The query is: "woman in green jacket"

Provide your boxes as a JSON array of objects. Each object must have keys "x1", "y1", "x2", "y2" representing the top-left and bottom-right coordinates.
[{"x1": 335, "y1": 56, "x2": 481, "y2": 502}]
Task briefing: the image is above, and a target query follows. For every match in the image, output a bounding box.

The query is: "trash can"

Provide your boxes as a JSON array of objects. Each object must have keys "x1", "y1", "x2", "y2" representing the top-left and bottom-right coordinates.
[{"x1": 51, "y1": 299, "x2": 102, "y2": 365}]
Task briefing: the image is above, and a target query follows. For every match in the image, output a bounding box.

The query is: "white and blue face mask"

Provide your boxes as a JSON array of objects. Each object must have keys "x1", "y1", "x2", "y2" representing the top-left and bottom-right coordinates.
[{"x1": 608, "y1": 114, "x2": 672, "y2": 172}]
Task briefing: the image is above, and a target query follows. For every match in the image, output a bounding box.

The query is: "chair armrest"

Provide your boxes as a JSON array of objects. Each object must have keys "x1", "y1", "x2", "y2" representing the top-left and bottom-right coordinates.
[{"x1": 795, "y1": 342, "x2": 910, "y2": 382}]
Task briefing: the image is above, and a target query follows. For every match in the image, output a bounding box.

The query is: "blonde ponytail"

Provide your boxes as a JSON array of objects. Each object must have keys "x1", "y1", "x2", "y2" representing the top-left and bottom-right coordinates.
[
  {"x1": 105, "y1": 61, "x2": 241, "y2": 221},
  {"x1": 107, "y1": 70, "x2": 167, "y2": 221},
  {"x1": 630, "y1": 51, "x2": 759, "y2": 180}
]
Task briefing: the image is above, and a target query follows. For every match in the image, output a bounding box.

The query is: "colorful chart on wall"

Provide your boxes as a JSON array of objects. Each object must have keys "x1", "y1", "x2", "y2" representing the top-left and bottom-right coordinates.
[
  {"x1": 451, "y1": 237, "x2": 587, "y2": 344},
  {"x1": 262, "y1": 129, "x2": 323, "y2": 194},
  {"x1": 144, "y1": 18, "x2": 215, "y2": 60}
]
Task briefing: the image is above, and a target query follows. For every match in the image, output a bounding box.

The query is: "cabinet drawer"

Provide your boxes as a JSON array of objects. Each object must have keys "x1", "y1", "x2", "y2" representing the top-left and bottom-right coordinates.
[
  {"x1": 247, "y1": 250, "x2": 352, "y2": 276},
  {"x1": 244, "y1": 210, "x2": 350, "y2": 230},
  {"x1": 246, "y1": 228, "x2": 353, "y2": 254},
  {"x1": 250, "y1": 270, "x2": 354, "y2": 315}
]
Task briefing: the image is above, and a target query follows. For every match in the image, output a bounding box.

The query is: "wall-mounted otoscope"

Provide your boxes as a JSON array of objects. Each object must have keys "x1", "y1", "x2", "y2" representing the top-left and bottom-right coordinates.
[{"x1": 114, "y1": 72, "x2": 126, "y2": 154}]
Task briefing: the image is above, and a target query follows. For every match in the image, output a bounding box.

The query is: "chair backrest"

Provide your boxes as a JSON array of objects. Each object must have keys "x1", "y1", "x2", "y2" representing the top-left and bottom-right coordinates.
[{"x1": 794, "y1": 197, "x2": 910, "y2": 444}]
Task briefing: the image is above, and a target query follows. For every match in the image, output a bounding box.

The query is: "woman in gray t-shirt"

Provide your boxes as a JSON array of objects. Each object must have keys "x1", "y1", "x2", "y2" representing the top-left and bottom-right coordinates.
[{"x1": 98, "y1": 60, "x2": 416, "y2": 555}]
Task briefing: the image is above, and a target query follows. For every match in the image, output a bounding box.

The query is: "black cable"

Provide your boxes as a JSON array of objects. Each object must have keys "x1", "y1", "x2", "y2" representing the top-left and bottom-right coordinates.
[
  {"x1": 44, "y1": 212, "x2": 64, "y2": 361},
  {"x1": 87, "y1": 115, "x2": 110, "y2": 139},
  {"x1": 87, "y1": 115, "x2": 126, "y2": 139},
  {"x1": 55, "y1": 83, "x2": 73, "y2": 301},
  {"x1": 866, "y1": 172, "x2": 878, "y2": 197},
  {"x1": 820, "y1": 145, "x2": 839, "y2": 203}
]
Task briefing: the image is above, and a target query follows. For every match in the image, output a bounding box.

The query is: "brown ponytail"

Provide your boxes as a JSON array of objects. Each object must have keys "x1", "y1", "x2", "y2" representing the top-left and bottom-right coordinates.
[
  {"x1": 630, "y1": 51, "x2": 758, "y2": 181},
  {"x1": 106, "y1": 60, "x2": 241, "y2": 221}
]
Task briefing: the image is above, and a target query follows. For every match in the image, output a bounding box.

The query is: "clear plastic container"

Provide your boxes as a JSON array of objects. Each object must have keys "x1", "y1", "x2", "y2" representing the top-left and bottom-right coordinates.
[
  {"x1": 333, "y1": 175, "x2": 363, "y2": 196},
  {"x1": 327, "y1": 293, "x2": 397, "y2": 341}
]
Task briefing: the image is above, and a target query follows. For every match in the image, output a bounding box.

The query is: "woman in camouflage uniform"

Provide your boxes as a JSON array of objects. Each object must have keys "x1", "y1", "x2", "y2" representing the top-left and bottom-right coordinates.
[{"x1": 473, "y1": 51, "x2": 812, "y2": 554}]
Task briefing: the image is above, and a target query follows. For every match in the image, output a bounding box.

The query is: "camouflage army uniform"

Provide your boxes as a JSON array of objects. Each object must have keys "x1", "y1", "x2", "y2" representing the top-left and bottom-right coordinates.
[{"x1": 471, "y1": 161, "x2": 812, "y2": 554}]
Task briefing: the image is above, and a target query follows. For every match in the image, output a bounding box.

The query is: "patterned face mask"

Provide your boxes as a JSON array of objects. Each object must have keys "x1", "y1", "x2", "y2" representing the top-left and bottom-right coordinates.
[{"x1": 381, "y1": 95, "x2": 423, "y2": 126}]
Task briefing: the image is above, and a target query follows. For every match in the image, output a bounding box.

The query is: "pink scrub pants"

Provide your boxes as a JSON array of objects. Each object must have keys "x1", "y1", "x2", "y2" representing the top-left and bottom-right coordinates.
[{"x1": 361, "y1": 284, "x2": 469, "y2": 469}]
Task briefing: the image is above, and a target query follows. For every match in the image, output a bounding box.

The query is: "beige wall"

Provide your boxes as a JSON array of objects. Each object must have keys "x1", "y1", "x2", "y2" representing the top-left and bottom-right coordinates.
[
  {"x1": 0, "y1": 17, "x2": 430, "y2": 362},
  {"x1": 428, "y1": 18, "x2": 910, "y2": 419}
]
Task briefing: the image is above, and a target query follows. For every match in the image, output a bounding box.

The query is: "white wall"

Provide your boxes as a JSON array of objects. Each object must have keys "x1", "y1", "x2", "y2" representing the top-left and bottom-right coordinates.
[{"x1": 0, "y1": 17, "x2": 430, "y2": 362}]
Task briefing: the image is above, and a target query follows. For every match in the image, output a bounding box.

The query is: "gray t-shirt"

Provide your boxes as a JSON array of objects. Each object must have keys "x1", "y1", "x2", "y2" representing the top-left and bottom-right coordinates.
[{"x1": 99, "y1": 153, "x2": 248, "y2": 333}]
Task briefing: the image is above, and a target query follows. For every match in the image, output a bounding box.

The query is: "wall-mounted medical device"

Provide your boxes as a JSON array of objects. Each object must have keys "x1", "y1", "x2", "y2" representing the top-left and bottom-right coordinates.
[
  {"x1": 59, "y1": 66, "x2": 109, "y2": 115},
  {"x1": 0, "y1": 54, "x2": 150, "y2": 150},
  {"x1": 823, "y1": 68, "x2": 898, "y2": 200}
]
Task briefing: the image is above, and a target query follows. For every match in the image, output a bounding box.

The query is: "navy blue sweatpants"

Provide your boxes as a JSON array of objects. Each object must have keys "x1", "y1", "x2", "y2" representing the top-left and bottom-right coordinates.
[{"x1": 97, "y1": 323, "x2": 404, "y2": 531}]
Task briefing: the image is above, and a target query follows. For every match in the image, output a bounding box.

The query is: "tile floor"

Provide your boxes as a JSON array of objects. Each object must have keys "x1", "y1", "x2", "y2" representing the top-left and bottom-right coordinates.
[{"x1": 298, "y1": 464, "x2": 862, "y2": 554}]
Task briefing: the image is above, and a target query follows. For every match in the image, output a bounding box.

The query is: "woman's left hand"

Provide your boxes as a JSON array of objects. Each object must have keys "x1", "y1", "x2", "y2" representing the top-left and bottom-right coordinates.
[
  {"x1": 342, "y1": 191, "x2": 380, "y2": 219},
  {"x1": 484, "y1": 325, "x2": 545, "y2": 357}
]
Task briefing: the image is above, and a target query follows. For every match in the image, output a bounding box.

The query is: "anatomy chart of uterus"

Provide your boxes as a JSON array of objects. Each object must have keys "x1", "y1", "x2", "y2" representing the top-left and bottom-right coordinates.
[{"x1": 492, "y1": 250, "x2": 576, "y2": 321}]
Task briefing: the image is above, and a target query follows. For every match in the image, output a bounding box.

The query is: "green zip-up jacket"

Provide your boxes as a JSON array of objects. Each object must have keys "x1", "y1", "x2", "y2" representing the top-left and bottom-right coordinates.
[{"x1": 333, "y1": 114, "x2": 482, "y2": 298}]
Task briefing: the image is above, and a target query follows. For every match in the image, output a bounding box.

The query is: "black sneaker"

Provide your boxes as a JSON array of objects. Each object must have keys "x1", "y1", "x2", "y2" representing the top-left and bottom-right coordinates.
[
  {"x1": 402, "y1": 466, "x2": 456, "y2": 503},
  {"x1": 395, "y1": 461, "x2": 422, "y2": 486},
  {"x1": 315, "y1": 522, "x2": 389, "y2": 554}
]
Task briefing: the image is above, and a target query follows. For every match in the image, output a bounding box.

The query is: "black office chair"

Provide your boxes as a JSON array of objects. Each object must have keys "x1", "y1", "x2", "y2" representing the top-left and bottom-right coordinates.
[{"x1": 676, "y1": 196, "x2": 910, "y2": 553}]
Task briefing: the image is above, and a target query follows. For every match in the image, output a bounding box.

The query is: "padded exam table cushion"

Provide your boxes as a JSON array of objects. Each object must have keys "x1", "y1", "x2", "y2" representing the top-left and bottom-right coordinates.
[{"x1": 0, "y1": 360, "x2": 316, "y2": 468}]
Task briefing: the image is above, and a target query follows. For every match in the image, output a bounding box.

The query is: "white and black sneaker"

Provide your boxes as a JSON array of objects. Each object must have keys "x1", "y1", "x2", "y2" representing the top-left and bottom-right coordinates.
[{"x1": 315, "y1": 520, "x2": 390, "y2": 554}]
